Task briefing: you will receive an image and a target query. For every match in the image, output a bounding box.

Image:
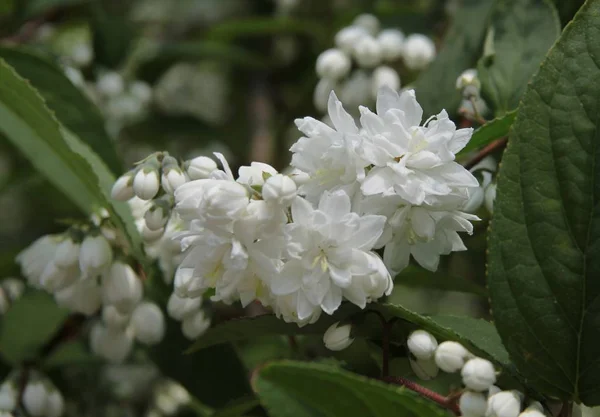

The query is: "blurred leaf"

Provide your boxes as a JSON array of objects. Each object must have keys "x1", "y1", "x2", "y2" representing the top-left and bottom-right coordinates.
[
  {"x1": 0, "y1": 0, "x2": 14, "y2": 17},
  {"x1": 0, "y1": 59, "x2": 146, "y2": 267},
  {"x1": 459, "y1": 110, "x2": 516, "y2": 155},
  {"x1": 24, "y1": 0, "x2": 90, "y2": 16},
  {"x1": 90, "y1": 3, "x2": 134, "y2": 69},
  {"x1": 43, "y1": 340, "x2": 99, "y2": 369},
  {"x1": 0, "y1": 47, "x2": 121, "y2": 173},
  {"x1": 212, "y1": 395, "x2": 261, "y2": 417},
  {"x1": 414, "y1": 0, "x2": 495, "y2": 117},
  {"x1": 478, "y1": 0, "x2": 560, "y2": 115},
  {"x1": 206, "y1": 17, "x2": 326, "y2": 43},
  {"x1": 552, "y1": 0, "x2": 585, "y2": 24},
  {"x1": 395, "y1": 265, "x2": 487, "y2": 297},
  {"x1": 488, "y1": 0, "x2": 600, "y2": 405},
  {"x1": 0, "y1": 290, "x2": 68, "y2": 364},
  {"x1": 253, "y1": 361, "x2": 449, "y2": 417}
]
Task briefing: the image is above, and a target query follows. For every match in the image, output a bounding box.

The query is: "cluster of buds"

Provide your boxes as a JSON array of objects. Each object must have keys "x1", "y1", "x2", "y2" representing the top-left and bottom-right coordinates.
[
  {"x1": 167, "y1": 293, "x2": 210, "y2": 340},
  {"x1": 0, "y1": 278, "x2": 25, "y2": 315},
  {"x1": 456, "y1": 69, "x2": 488, "y2": 122},
  {"x1": 0, "y1": 372, "x2": 64, "y2": 417},
  {"x1": 314, "y1": 13, "x2": 436, "y2": 112}
]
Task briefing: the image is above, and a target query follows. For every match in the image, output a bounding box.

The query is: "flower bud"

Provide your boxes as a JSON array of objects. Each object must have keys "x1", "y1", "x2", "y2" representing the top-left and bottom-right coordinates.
[
  {"x1": 519, "y1": 405, "x2": 545, "y2": 417},
  {"x1": 181, "y1": 309, "x2": 211, "y2": 340},
  {"x1": 409, "y1": 357, "x2": 439, "y2": 380},
  {"x1": 2, "y1": 278, "x2": 25, "y2": 301},
  {"x1": 238, "y1": 162, "x2": 278, "y2": 187},
  {"x1": 111, "y1": 174, "x2": 135, "y2": 201},
  {"x1": 79, "y1": 234, "x2": 113, "y2": 279},
  {"x1": 162, "y1": 167, "x2": 187, "y2": 195},
  {"x1": 372, "y1": 66, "x2": 400, "y2": 98},
  {"x1": 288, "y1": 168, "x2": 310, "y2": 187},
  {"x1": 316, "y1": 49, "x2": 351, "y2": 80},
  {"x1": 130, "y1": 81, "x2": 153, "y2": 104},
  {"x1": 97, "y1": 72, "x2": 124, "y2": 97},
  {"x1": 487, "y1": 391, "x2": 523, "y2": 417},
  {"x1": 488, "y1": 385, "x2": 501, "y2": 398},
  {"x1": 101, "y1": 262, "x2": 143, "y2": 313},
  {"x1": 335, "y1": 26, "x2": 368, "y2": 53},
  {"x1": 17, "y1": 235, "x2": 60, "y2": 288},
  {"x1": 40, "y1": 262, "x2": 77, "y2": 292},
  {"x1": 46, "y1": 389, "x2": 64, "y2": 417},
  {"x1": 403, "y1": 34, "x2": 436, "y2": 71},
  {"x1": 145, "y1": 204, "x2": 169, "y2": 231},
  {"x1": 377, "y1": 29, "x2": 405, "y2": 61},
  {"x1": 102, "y1": 305, "x2": 131, "y2": 329},
  {"x1": 323, "y1": 321, "x2": 354, "y2": 351},
  {"x1": 456, "y1": 68, "x2": 481, "y2": 97},
  {"x1": 459, "y1": 391, "x2": 487, "y2": 417},
  {"x1": 133, "y1": 168, "x2": 160, "y2": 200},
  {"x1": 461, "y1": 357, "x2": 496, "y2": 391},
  {"x1": 187, "y1": 156, "x2": 218, "y2": 180},
  {"x1": 131, "y1": 302, "x2": 165, "y2": 345},
  {"x1": 90, "y1": 322, "x2": 134, "y2": 364},
  {"x1": 23, "y1": 381, "x2": 48, "y2": 417},
  {"x1": 142, "y1": 224, "x2": 165, "y2": 242},
  {"x1": 353, "y1": 36, "x2": 382, "y2": 68},
  {"x1": 0, "y1": 382, "x2": 17, "y2": 411},
  {"x1": 407, "y1": 330, "x2": 438, "y2": 360},
  {"x1": 174, "y1": 267, "x2": 204, "y2": 298},
  {"x1": 167, "y1": 293, "x2": 202, "y2": 320},
  {"x1": 434, "y1": 340, "x2": 472, "y2": 373},
  {"x1": 352, "y1": 13, "x2": 379, "y2": 35},
  {"x1": 262, "y1": 174, "x2": 297, "y2": 206},
  {"x1": 463, "y1": 186, "x2": 485, "y2": 213},
  {"x1": 54, "y1": 279, "x2": 102, "y2": 315},
  {"x1": 54, "y1": 237, "x2": 80, "y2": 268},
  {"x1": 485, "y1": 183, "x2": 496, "y2": 214}
]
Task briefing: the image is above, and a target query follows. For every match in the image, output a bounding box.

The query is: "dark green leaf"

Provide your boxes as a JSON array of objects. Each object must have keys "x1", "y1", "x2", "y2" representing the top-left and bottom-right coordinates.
[
  {"x1": 478, "y1": 0, "x2": 560, "y2": 115},
  {"x1": 395, "y1": 265, "x2": 487, "y2": 297},
  {"x1": 0, "y1": 46, "x2": 121, "y2": 173},
  {"x1": 459, "y1": 110, "x2": 516, "y2": 155},
  {"x1": 212, "y1": 395, "x2": 261, "y2": 417},
  {"x1": 414, "y1": 0, "x2": 495, "y2": 117},
  {"x1": 43, "y1": 340, "x2": 99, "y2": 369},
  {"x1": 0, "y1": 290, "x2": 69, "y2": 364},
  {"x1": 24, "y1": 0, "x2": 90, "y2": 17},
  {"x1": 253, "y1": 361, "x2": 449, "y2": 417},
  {"x1": 90, "y1": 4, "x2": 133, "y2": 69},
  {"x1": 488, "y1": 0, "x2": 600, "y2": 404}
]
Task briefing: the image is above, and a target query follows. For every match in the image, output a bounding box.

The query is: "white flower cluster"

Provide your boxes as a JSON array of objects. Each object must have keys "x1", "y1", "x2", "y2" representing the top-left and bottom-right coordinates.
[
  {"x1": 406, "y1": 330, "x2": 547, "y2": 417},
  {"x1": 314, "y1": 13, "x2": 436, "y2": 112},
  {"x1": 456, "y1": 69, "x2": 488, "y2": 121},
  {"x1": 0, "y1": 278, "x2": 25, "y2": 315},
  {"x1": 0, "y1": 372, "x2": 64, "y2": 417}
]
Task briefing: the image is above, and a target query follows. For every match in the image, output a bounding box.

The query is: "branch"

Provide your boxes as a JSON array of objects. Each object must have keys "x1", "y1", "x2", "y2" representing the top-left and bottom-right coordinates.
[
  {"x1": 463, "y1": 137, "x2": 508, "y2": 171},
  {"x1": 381, "y1": 376, "x2": 461, "y2": 415}
]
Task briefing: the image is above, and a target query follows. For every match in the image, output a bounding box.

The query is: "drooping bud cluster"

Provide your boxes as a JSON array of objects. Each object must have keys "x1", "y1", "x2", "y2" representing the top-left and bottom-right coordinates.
[
  {"x1": 0, "y1": 371, "x2": 64, "y2": 417},
  {"x1": 0, "y1": 278, "x2": 25, "y2": 315},
  {"x1": 456, "y1": 68, "x2": 488, "y2": 122},
  {"x1": 314, "y1": 13, "x2": 436, "y2": 112}
]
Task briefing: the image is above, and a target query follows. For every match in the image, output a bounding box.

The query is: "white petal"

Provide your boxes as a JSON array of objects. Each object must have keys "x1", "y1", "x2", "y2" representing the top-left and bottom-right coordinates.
[
  {"x1": 327, "y1": 91, "x2": 358, "y2": 134},
  {"x1": 318, "y1": 190, "x2": 351, "y2": 218}
]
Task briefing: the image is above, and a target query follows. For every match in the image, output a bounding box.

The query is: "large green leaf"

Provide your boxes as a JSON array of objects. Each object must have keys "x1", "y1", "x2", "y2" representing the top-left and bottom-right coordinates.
[
  {"x1": 478, "y1": 0, "x2": 560, "y2": 115},
  {"x1": 413, "y1": 0, "x2": 495, "y2": 117},
  {"x1": 459, "y1": 110, "x2": 516, "y2": 156},
  {"x1": 0, "y1": 47, "x2": 121, "y2": 173},
  {"x1": 253, "y1": 361, "x2": 449, "y2": 417},
  {"x1": 0, "y1": 59, "x2": 145, "y2": 266},
  {"x1": 0, "y1": 290, "x2": 69, "y2": 364},
  {"x1": 487, "y1": 0, "x2": 600, "y2": 405}
]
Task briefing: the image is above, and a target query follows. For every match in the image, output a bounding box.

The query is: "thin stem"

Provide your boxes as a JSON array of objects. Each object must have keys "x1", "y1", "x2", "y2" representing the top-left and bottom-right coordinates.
[
  {"x1": 463, "y1": 137, "x2": 508, "y2": 170},
  {"x1": 382, "y1": 376, "x2": 461, "y2": 415},
  {"x1": 469, "y1": 96, "x2": 488, "y2": 125}
]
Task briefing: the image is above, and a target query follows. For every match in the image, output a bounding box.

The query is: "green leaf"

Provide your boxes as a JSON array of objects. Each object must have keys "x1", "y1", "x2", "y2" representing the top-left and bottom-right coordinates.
[
  {"x1": 211, "y1": 395, "x2": 260, "y2": 417},
  {"x1": 478, "y1": 0, "x2": 560, "y2": 115},
  {"x1": 24, "y1": 0, "x2": 91, "y2": 17},
  {"x1": 459, "y1": 110, "x2": 516, "y2": 155},
  {"x1": 0, "y1": 290, "x2": 69, "y2": 364},
  {"x1": 395, "y1": 266, "x2": 487, "y2": 297},
  {"x1": 43, "y1": 340, "x2": 99, "y2": 369},
  {"x1": 0, "y1": 59, "x2": 145, "y2": 266},
  {"x1": 413, "y1": 0, "x2": 495, "y2": 117},
  {"x1": 487, "y1": 0, "x2": 600, "y2": 404},
  {"x1": 0, "y1": 46, "x2": 122, "y2": 173},
  {"x1": 90, "y1": 4, "x2": 133, "y2": 69},
  {"x1": 253, "y1": 361, "x2": 449, "y2": 417}
]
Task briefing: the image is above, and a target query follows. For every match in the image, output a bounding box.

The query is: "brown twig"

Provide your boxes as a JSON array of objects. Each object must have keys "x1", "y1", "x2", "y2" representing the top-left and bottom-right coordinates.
[
  {"x1": 463, "y1": 137, "x2": 508, "y2": 171},
  {"x1": 382, "y1": 376, "x2": 461, "y2": 415}
]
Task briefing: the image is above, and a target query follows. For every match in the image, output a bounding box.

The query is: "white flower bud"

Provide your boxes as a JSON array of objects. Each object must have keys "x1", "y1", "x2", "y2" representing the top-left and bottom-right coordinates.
[
  {"x1": 161, "y1": 167, "x2": 187, "y2": 195},
  {"x1": 46, "y1": 389, "x2": 64, "y2": 417},
  {"x1": 407, "y1": 330, "x2": 438, "y2": 360},
  {"x1": 487, "y1": 391, "x2": 523, "y2": 417},
  {"x1": 459, "y1": 391, "x2": 488, "y2": 417},
  {"x1": 335, "y1": 26, "x2": 369, "y2": 53},
  {"x1": 187, "y1": 156, "x2": 218, "y2": 180},
  {"x1": 54, "y1": 237, "x2": 80, "y2": 268},
  {"x1": 54, "y1": 279, "x2": 102, "y2": 315},
  {"x1": 434, "y1": 340, "x2": 472, "y2": 373},
  {"x1": 145, "y1": 205, "x2": 169, "y2": 231},
  {"x1": 488, "y1": 385, "x2": 501, "y2": 398},
  {"x1": 0, "y1": 382, "x2": 17, "y2": 411},
  {"x1": 133, "y1": 168, "x2": 160, "y2": 200},
  {"x1": 485, "y1": 183, "x2": 496, "y2": 214},
  {"x1": 71, "y1": 43, "x2": 92, "y2": 67},
  {"x1": 131, "y1": 302, "x2": 165, "y2": 345},
  {"x1": 288, "y1": 168, "x2": 310, "y2": 187},
  {"x1": 313, "y1": 78, "x2": 338, "y2": 112},
  {"x1": 519, "y1": 405, "x2": 546, "y2": 417},
  {"x1": 40, "y1": 262, "x2": 77, "y2": 292},
  {"x1": 352, "y1": 13, "x2": 379, "y2": 35},
  {"x1": 2, "y1": 278, "x2": 25, "y2": 301},
  {"x1": 372, "y1": 66, "x2": 400, "y2": 98},
  {"x1": 97, "y1": 72, "x2": 124, "y2": 97},
  {"x1": 167, "y1": 293, "x2": 202, "y2": 320},
  {"x1": 353, "y1": 36, "x2": 382, "y2": 68},
  {"x1": 463, "y1": 186, "x2": 485, "y2": 213},
  {"x1": 102, "y1": 305, "x2": 130, "y2": 329},
  {"x1": 462, "y1": 357, "x2": 496, "y2": 391},
  {"x1": 23, "y1": 381, "x2": 48, "y2": 417},
  {"x1": 90, "y1": 322, "x2": 134, "y2": 364},
  {"x1": 403, "y1": 34, "x2": 436, "y2": 71},
  {"x1": 456, "y1": 68, "x2": 481, "y2": 95},
  {"x1": 101, "y1": 262, "x2": 143, "y2": 313},
  {"x1": 316, "y1": 49, "x2": 351, "y2": 80},
  {"x1": 238, "y1": 162, "x2": 278, "y2": 187},
  {"x1": 142, "y1": 224, "x2": 165, "y2": 242},
  {"x1": 174, "y1": 267, "x2": 204, "y2": 298},
  {"x1": 79, "y1": 234, "x2": 113, "y2": 279},
  {"x1": 181, "y1": 309, "x2": 211, "y2": 340},
  {"x1": 409, "y1": 357, "x2": 439, "y2": 380},
  {"x1": 262, "y1": 174, "x2": 297, "y2": 206},
  {"x1": 377, "y1": 29, "x2": 405, "y2": 61},
  {"x1": 130, "y1": 81, "x2": 152, "y2": 104},
  {"x1": 17, "y1": 235, "x2": 60, "y2": 288},
  {"x1": 111, "y1": 174, "x2": 135, "y2": 201},
  {"x1": 323, "y1": 321, "x2": 354, "y2": 351}
]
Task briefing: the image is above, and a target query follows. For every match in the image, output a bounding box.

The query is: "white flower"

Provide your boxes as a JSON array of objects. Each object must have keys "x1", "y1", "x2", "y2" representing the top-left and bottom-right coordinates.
[
  {"x1": 434, "y1": 340, "x2": 472, "y2": 372},
  {"x1": 485, "y1": 183, "x2": 496, "y2": 214},
  {"x1": 102, "y1": 305, "x2": 131, "y2": 329},
  {"x1": 97, "y1": 72, "x2": 124, "y2": 97},
  {"x1": 187, "y1": 156, "x2": 218, "y2": 180},
  {"x1": 352, "y1": 13, "x2": 379, "y2": 35},
  {"x1": 377, "y1": 29, "x2": 405, "y2": 61},
  {"x1": 162, "y1": 167, "x2": 187, "y2": 195},
  {"x1": 407, "y1": 330, "x2": 438, "y2": 360},
  {"x1": 54, "y1": 278, "x2": 102, "y2": 315},
  {"x1": 17, "y1": 235, "x2": 60, "y2": 288},
  {"x1": 22, "y1": 381, "x2": 47, "y2": 417},
  {"x1": 272, "y1": 191, "x2": 386, "y2": 319},
  {"x1": 0, "y1": 382, "x2": 17, "y2": 411},
  {"x1": 462, "y1": 357, "x2": 497, "y2": 391},
  {"x1": 111, "y1": 174, "x2": 135, "y2": 201},
  {"x1": 316, "y1": 49, "x2": 351, "y2": 80},
  {"x1": 131, "y1": 302, "x2": 165, "y2": 345},
  {"x1": 101, "y1": 262, "x2": 143, "y2": 313},
  {"x1": 403, "y1": 34, "x2": 436, "y2": 70},
  {"x1": 323, "y1": 321, "x2": 354, "y2": 351},
  {"x1": 181, "y1": 309, "x2": 211, "y2": 340},
  {"x1": 79, "y1": 234, "x2": 113, "y2": 279},
  {"x1": 133, "y1": 168, "x2": 160, "y2": 200},
  {"x1": 46, "y1": 390, "x2": 64, "y2": 417},
  {"x1": 409, "y1": 357, "x2": 439, "y2": 380},
  {"x1": 90, "y1": 322, "x2": 134, "y2": 363},
  {"x1": 486, "y1": 391, "x2": 523, "y2": 417},
  {"x1": 372, "y1": 66, "x2": 400, "y2": 98},
  {"x1": 167, "y1": 293, "x2": 202, "y2": 320},
  {"x1": 54, "y1": 237, "x2": 80, "y2": 268},
  {"x1": 335, "y1": 26, "x2": 369, "y2": 53},
  {"x1": 459, "y1": 391, "x2": 488, "y2": 417},
  {"x1": 353, "y1": 36, "x2": 382, "y2": 68},
  {"x1": 237, "y1": 162, "x2": 278, "y2": 187},
  {"x1": 262, "y1": 174, "x2": 297, "y2": 206},
  {"x1": 342, "y1": 252, "x2": 392, "y2": 308}
]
